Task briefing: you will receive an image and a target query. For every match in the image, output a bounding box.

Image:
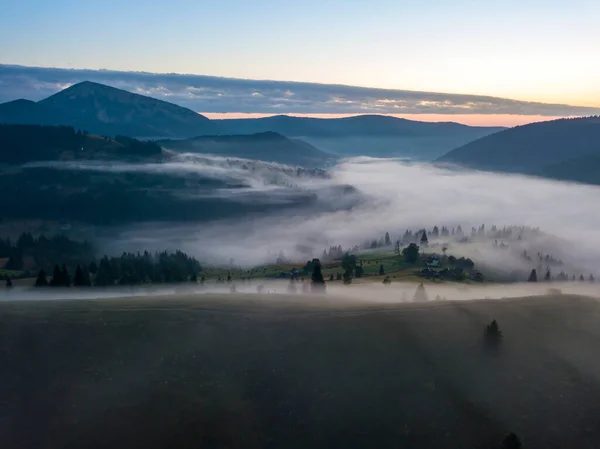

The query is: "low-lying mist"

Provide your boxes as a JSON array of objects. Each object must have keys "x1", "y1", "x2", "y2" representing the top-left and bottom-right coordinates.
[
  {"x1": 93, "y1": 157, "x2": 600, "y2": 276},
  {"x1": 29, "y1": 155, "x2": 600, "y2": 277},
  {"x1": 2, "y1": 280, "x2": 599, "y2": 305}
]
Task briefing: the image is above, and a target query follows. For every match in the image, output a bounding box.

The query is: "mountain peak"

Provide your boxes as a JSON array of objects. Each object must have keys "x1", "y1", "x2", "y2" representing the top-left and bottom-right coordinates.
[{"x1": 35, "y1": 80, "x2": 211, "y2": 137}]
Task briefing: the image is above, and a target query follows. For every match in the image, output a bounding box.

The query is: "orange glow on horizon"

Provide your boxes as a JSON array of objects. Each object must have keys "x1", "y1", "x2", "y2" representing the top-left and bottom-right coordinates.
[{"x1": 200, "y1": 112, "x2": 575, "y2": 127}]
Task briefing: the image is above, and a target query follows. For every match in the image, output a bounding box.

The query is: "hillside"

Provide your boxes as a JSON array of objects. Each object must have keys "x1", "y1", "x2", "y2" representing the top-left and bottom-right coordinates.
[
  {"x1": 541, "y1": 152, "x2": 600, "y2": 185},
  {"x1": 158, "y1": 132, "x2": 337, "y2": 167},
  {"x1": 0, "y1": 81, "x2": 211, "y2": 138},
  {"x1": 4, "y1": 294, "x2": 600, "y2": 449},
  {"x1": 437, "y1": 117, "x2": 600, "y2": 180},
  {"x1": 0, "y1": 124, "x2": 162, "y2": 164},
  {"x1": 211, "y1": 114, "x2": 504, "y2": 138}
]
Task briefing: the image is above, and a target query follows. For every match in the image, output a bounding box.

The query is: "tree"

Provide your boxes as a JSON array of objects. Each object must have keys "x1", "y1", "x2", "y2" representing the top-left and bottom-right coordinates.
[
  {"x1": 336, "y1": 272, "x2": 342, "y2": 281},
  {"x1": 379, "y1": 264, "x2": 385, "y2": 275},
  {"x1": 190, "y1": 272, "x2": 198, "y2": 283},
  {"x1": 311, "y1": 259, "x2": 326, "y2": 293},
  {"x1": 413, "y1": 283, "x2": 428, "y2": 301},
  {"x1": 382, "y1": 277, "x2": 391, "y2": 286},
  {"x1": 329, "y1": 273, "x2": 334, "y2": 281},
  {"x1": 354, "y1": 265, "x2": 364, "y2": 278},
  {"x1": 402, "y1": 243, "x2": 420, "y2": 263},
  {"x1": 5, "y1": 276, "x2": 13, "y2": 288},
  {"x1": 343, "y1": 270, "x2": 352, "y2": 285},
  {"x1": 420, "y1": 230, "x2": 429, "y2": 247},
  {"x1": 394, "y1": 240, "x2": 401, "y2": 255},
  {"x1": 200, "y1": 275, "x2": 206, "y2": 285},
  {"x1": 432, "y1": 226, "x2": 439, "y2": 238},
  {"x1": 484, "y1": 319, "x2": 502, "y2": 350},
  {"x1": 544, "y1": 269, "x2": 551, "y2": 281},
  {"x1": 73, "y1": 265, "x2": 89, "y2": 287},
  {"x1": 384, "y1": 232, "x2": 391, "y2": 246},
  {"x1": 50, "y1": 264, "x2": 62, "y2": 287},
  {"x1": 61, "y1": 264, "x2": 71, "y2": 287},
  {"x1": 527, "y1": 269, "x2": 537, "y2": 282},
  {"x1": 89, "y1": 261, "x2": 98, "y2": 275},
  {"x1": 502, "y1": 432, "x2": 522, "y2": 449},
  {"x1": 35, "y1": 269, "x2": 48, "y2": 287},
  {"x1": 341, "y1": 253, "x2": 357, "y2": 273}
]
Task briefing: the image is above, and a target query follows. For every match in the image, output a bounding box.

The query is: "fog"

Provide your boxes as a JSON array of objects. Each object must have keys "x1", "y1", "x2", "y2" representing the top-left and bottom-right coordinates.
[
  {"x1": 2, "y1": 280, "x2": 599, "y2": 305},
  {"x1": 82, "y1": 157, "x2": 600, "y2": 277},
  {"x1": 25, "y1": 155, "x2": 600, "y2": 277}
]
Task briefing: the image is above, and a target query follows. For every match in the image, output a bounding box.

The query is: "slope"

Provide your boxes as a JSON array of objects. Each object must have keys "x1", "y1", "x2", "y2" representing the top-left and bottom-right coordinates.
[
  {"x1": 158, "y1": 132, "x2": 337, "y2": 167},
  {"x1": 437, "y1": 116, "x2": 600, "y2": 174},
  {"x1": 541, "y1": 152, "x2": 600, "y2": 185}
]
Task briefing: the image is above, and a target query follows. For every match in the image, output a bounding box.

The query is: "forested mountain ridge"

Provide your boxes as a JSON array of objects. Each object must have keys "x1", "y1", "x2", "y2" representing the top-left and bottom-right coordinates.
[
  {"x1": 437, "y1": 116, "x2": 600, "y2": 184},
  {"x1": 158, "y1": 131, "x2": 337, "y2": 168},
  {"x1": 0, "y1": 124, "x2": 162, "y2": 164}
]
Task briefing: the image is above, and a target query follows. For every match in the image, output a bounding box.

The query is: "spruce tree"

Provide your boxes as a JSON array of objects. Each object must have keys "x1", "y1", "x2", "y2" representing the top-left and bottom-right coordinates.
[
  {"x1": 527, "y1": 269, "x2": 537, "y2": 282},
  {"x1": 311, "y1": 258, "x2": 326, "y2": 293},
  {"x1": 379, "y1": 264, "x2": 385, "y2": 276},
  {"x1": 343, "y1": 270, "x2": 352, "y2": 285},
  {"x1": 61, "y1": 264, "x2": 71, "y2": 287},
  {"x1": 502, "y1": 432, "x2": 522, "y2": 449},
  {"x1": 384, "y1": 232, "x2": 391, "y2": 246},
  {"x1": 544, "y1": 269, "x2": 551, "y2": 281},
  {"x1": 420, "y1": 230, "x2": 428, "y2": 247},
  {"x1": 5, "y1": 277, "x2": 13, "y2": 288},
  {"x1": 73, "y1": 265, "x2": 87, "y2": 287},
  {"x1": 35, "y1": 269, "x2": 48, "y2": 287},
  {"x1": 413, "y1": 283, "x2": 428, "y2": 301},
  {"x1": 51, "y1": 264, "x2": 62, "y2": 286}
]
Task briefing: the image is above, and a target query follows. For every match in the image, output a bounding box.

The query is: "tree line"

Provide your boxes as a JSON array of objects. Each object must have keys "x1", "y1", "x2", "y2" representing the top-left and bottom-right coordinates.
[
  {"x1": 1, "y1": 232, "x2": 94, "y2": 273},
  {"x1": 31, "y1": 250, "x2": 202, "y2": 287}
]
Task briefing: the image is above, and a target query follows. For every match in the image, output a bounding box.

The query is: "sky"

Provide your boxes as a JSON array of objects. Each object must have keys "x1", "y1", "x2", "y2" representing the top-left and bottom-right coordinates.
[{"x1": 1, "y1": 0, "x2": 599, "y2": 126}]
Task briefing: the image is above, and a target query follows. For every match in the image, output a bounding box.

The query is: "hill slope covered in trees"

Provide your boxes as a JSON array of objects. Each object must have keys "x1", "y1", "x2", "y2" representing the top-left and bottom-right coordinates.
[
  {"x1": 437, "y1": 116, "x2": 600, "y2": 184},
  {"x1": 158, "y1": 132, "x2": 337, "y2": 168}
]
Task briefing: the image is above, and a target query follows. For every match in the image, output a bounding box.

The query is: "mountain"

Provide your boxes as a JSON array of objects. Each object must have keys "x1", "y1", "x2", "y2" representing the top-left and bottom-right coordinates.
[
  {"x1": 0, "y1": 81, "x2": 503, "y2": 158},
  {"x1": 211, "y1": 114, "x2": 504, "y2": 138},
  {"x1": 0, "y1": 81, "x2": 211, "y2": 138},
  {"x1": 0, "y1": 99, "x2": 53, "y2": 124},
  {"x1": 158, "y1": 132, "x2": 337, "y2": 168},
  {"x1": 437, "y1": 117, "x2": 600, "y2": 182},
  {"x1": 208, "y1": 115, "x2": 504, "y2": 160}
]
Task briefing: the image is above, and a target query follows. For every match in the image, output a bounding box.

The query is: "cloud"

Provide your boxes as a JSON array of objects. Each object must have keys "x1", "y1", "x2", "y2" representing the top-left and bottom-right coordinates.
[
  {"x1": 1, "y1": 64, "x2": 599, "y2": 116},
  {"x1": 58, "y1": 156, "x2": 597, "y2": 277}
]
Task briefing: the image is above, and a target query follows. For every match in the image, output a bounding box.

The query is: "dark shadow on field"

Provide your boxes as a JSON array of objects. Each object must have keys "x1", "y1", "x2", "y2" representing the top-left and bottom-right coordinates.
[{"x1": 1, "y1": 294, "x2": 600, "y2": 448}]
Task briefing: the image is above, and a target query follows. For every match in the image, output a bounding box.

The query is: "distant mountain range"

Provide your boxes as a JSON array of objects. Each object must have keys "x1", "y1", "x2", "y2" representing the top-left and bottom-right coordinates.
[
  {"x1": 437, "y1": 117, "x2": 600, "y2": 184},
  {"x1": 0, "y1": 81, "x2": 503, "y2": 160},
  {"x1": 158, "y1": 132, "x2": 337, "y2": 168}
]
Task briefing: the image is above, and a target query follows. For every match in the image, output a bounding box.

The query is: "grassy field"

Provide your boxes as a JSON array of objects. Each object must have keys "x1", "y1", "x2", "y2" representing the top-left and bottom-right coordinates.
[
  {"x1": 201, "y1": 249, "x2": 463, "y2": 285},
  {"x1": 2, "y1": 293, "x2": 600, "y2": 448}
]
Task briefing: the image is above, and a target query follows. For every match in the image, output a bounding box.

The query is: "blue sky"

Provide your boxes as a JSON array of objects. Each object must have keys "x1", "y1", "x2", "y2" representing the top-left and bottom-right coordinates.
[{"x1": 1, "y1": 0, "x2": 599, "y2": 117}]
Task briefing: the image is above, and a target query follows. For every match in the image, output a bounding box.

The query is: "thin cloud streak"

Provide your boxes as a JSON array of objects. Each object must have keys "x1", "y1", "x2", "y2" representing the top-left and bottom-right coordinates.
[{"x1": 1, "y1": 64, "x2": 599, "y2": 117}]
